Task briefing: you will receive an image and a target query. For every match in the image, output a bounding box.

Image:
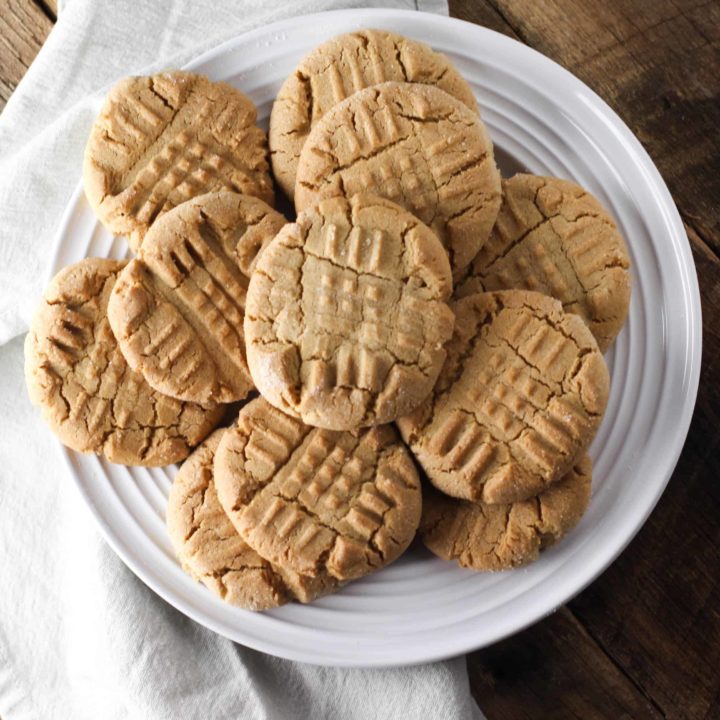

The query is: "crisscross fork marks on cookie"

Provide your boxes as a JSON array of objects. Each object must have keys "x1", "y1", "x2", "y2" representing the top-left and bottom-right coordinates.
[
  {"x1": 421, "y1": 455, "x2": 593, "y2": 571},
  {"x1": 398, "y1": 291, "x2": 609, "y2": 505},
  {"x1": 84, "y1": 72, "x2": 273, "y2": 249},
  {"x1": 116, "y1": 242, "x2": 250, "y2": 401},
  {"x1": 294, "y1": 83, "x2": 502, "y2": 272},
  {"x1": 240, "y1": 429, "x2": 417, "y2": 580},
  {"x1": 127, "y1": 131, "x2": 268, "y2": 235},
  {"x1": 109, "y1": 193, "x2": 284, "y2": 405},
  {"x1": 299, "y1": 258, "x2": 429, "y2": 380},
  {"x1": 301, "y1": 101, "x2": 442, "y2": 228},
  {"x1": 473, "y1": 218, "x2": 622, "y2": 321},
  {"x1": 25, "y1": 259, "x2": 223, "y2": 466},
  {"x1": 245, "y1": 194, "x2": 455, "y2": 429},
  {"x1": 269, "y1": 29, "x2": 478, "y2": 200},
  {"x1": 457, "y1": 175, "x2": 631, "y2": 351},
  {"x1": 424, "y1": 348, "x2": 556, "y2": 489},
  {"x1": 166, "y1": 430, "x2": 337, "y2": 610},
  {"x1": 214, "y1": 399, "x2": 421, "y2": 583},
  {"x1": 241, "y1": 431, "x2": 361, "y2": 572}
]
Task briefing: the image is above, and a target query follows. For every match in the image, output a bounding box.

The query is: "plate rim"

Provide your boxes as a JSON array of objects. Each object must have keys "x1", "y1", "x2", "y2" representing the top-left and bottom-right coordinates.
[{"x1": 49, "y1": 8, "x2": 702, "y2": 667}]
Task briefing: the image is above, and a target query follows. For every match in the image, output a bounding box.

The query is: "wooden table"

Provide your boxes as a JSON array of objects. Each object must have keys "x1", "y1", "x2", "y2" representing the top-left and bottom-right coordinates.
[{"x1": 2, "y1": 1, "x2": 718, "y2": 717}]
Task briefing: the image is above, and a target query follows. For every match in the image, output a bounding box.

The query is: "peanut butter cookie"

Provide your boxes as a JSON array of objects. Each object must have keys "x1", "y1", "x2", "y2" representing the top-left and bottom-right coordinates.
[
  {"x1": 295, "y1": 82, "x2": 501, "y2": 273},
  {"x1": 84, "y1": 71, "x2": 274, "y2": 251},
  {"x1": 25, "y1": 258, "x2": 223, "y2": 466},
  {"x1": 244, "y1": 194, "x2": 455, "y2": 430},
  {"x1": 270, "y1": 29, "x2": 477, "y2": 201},
  {"x1": 397, "y1": 290, "x2": 609, "y2": 504},
  {"x1": 167, "y1": 429, "x2": 337, "y2": 610},
  {"x1": 213, "y1": 398, "x2": 422, "y2": 583},
  {"x1": 455, "y1": 174, "x2": 631, "y2": 351},
  {"x1": 421, "y1": 454, "x2": 592, "y2": 570},
  {"x1": 107, "y1": 191, "x2": 285, "y2": 405}
]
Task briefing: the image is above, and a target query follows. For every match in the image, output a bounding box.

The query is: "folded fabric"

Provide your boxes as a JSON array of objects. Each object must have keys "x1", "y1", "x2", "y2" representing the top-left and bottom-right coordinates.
[{"x1": 0, "y1": 0, "x2": 484, "y2": 718}]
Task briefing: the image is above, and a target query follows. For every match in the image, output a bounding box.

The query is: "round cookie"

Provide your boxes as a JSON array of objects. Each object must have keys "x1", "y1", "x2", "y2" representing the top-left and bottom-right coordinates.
[
  {"x1": 213, "y1": 398, "x2": 422, "y2": 583},
  {"x1": 25, "y1": 258, "x2": 223, "y2": 466},
  {"x1": 397, "y1": 290, "x2": 609, "y2": 505},
  {"x1": 455, "y1": 174, "x2": 631, "y2": 352},
  {"x1": 269, "y1": 29, "x2": 477, "y2": 201},
  {"x1": 167, "y1": 429, "x2": 337, "y2": 610},
  {"x1": 83, "y1": 71, "x2": 274, "y2": 251},
  {"x1": 421, "y1": 454, "x2": 592, "y2": 570},
  {"x1": 294, "y1": 82, "x2": 502, "y2": 273},
  {"x1": 244, "y1": 194, "x2": 455, "y2": 430},
  {"x1": 107, "y1": 191, "x2": 286, "y2": 405}
]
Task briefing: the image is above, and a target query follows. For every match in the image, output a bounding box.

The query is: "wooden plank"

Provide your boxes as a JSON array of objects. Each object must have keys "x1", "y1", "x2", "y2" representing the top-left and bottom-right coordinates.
[
  {"x1": 467, "y1": 607, "x2": 665, "y2": 720},
  {"x1": 0, "y1": 0, "x2": 53, "y2": 109}
]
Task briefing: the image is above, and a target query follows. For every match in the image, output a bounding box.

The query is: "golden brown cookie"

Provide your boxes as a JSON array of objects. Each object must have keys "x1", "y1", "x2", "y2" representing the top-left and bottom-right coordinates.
[
  {"x1": 107, "y1": 191, "x2": 285, "y2": 406},
  {"x1": 25, "y1": 258, "x2": 223, "y2": 466},
  {"x1": 294, "y1": 82, "x2": 501, "y2": 273},
  {"x1": 167, "y1": 429, "x2": 337, "y2": 610},
  {"x1": 421, "y1": 454, "x2": 592, "y2": 570},
  {"x1": 455, "y1": 174, "x2": 631, "y2": 351},
  {"x1": 213, "y1": 398, "x2": 422, "y2": 583},
  {"x1": 244, "y1": 194, "x2": 455, "y2": 430},
  {"x1": 397, "y1": 290, "x2": 609, "y2": 504},
  {"x1": 269, "y1": 29, "x2": 477, "y2": 201},
  {"x1": 83, "y1": 71, "x2": 274, "y2": 251}
]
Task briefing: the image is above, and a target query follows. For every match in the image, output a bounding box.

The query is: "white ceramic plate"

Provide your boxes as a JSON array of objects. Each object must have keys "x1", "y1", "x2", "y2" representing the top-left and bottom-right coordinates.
[{"x1": 50, "y1": 9, "x2": 701, "y2": 667}]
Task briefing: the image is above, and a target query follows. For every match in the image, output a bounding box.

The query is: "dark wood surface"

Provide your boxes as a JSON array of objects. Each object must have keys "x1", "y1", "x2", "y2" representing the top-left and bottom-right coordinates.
[{"x1": 1, "y1": 1, "x2": 717, "y2": 718}]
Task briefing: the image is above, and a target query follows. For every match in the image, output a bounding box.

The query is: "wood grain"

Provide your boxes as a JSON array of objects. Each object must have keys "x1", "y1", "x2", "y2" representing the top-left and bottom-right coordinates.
[
  {"x1": 0, "y1": 2, "x2": 718, "y2": 719},
  {"x1": 0, "y1": 0, "x2": 53, "y2": 107},
  {"x1": 485, "y1": 0, "x2": 720, "y2": 255},
  {"x1": 467, "y1": 607, "x2": 666, "y2": 720}
]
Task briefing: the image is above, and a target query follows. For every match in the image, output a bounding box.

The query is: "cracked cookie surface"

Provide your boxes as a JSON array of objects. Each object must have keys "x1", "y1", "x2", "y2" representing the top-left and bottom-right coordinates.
[
  {"x1": 83, "y1": 71, "x2": 274, "y2": 251},
  {"x1": 455, "y1": 174, "x2": 631, "y2": 352},
  {"x1": 294, "y1": 82, "x2": 502, "y2": 273},
  {"x1": 25, "y1": 258, "x2": 223, "y2": 466},
  {"x1": 269, "y1": 29, "x2": 477, "y2": 201},
  {"x1": 213, "y1": 398, "x2": 422, "y2": 583},
  {"x1": 167, "y1": 429, "x2": 337, "y2": 610},
  {"x1": 107, "y1": 191, "x2": 286, "y2": 405},
  {"x1": 397, "y1": 290, "x2": 609, "y2": 504},
  {"x1": 421, "y1": 454, "x2": 592, "y2": 570},
  {"x1": 244, "y1": 194, "x2": 455, "y2": 430}
]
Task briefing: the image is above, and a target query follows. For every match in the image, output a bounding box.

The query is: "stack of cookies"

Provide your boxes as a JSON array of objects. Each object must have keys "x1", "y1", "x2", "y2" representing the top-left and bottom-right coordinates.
[{"x1": 25, "y1": 29, "x2": 631, "y2": 611}]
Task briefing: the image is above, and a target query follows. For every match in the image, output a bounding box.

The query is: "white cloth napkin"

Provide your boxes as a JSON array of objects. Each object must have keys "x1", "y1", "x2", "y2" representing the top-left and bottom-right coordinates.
[{"x1": 0, "y1": 1, "x2": 485, "y2": 718}]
